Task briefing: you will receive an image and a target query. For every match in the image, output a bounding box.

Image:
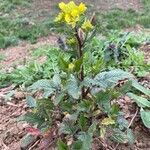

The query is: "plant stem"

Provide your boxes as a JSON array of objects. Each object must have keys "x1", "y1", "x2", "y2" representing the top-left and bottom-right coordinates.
[{"x1": 75, "y1": 28, "x2": 85, "y2": 98}]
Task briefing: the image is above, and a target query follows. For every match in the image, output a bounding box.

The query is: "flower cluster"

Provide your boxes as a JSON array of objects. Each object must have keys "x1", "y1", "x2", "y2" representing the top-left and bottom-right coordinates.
[{"x1": 55, "y1": 1, "x2": 93, "y2": 30}]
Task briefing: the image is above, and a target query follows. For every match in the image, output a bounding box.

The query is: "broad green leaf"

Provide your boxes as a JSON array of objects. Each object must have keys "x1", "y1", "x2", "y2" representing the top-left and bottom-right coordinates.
[
  {"x1": 140, "y1": 108, "x2": 150, "y2": 128},
  {"x1": 28, "y1": 79, "x2": 52, "y2": 91},
  {"x1": 110, "y1": 129, "x2": 128, "y2": 143},
  {"x1": 132, "y1": 80, "x2": 150, "y2": 96},
  {"x1": 67, "y1": 75, "x2": 80, "y2": 99},
  {"x1": 28, "y1": 79, "x2": 55, "y2": 98},
  {"x1": 26, "y1": 95, "x2": 37, "y2": 108},
  {"x1": 78, "y1": 132, "x2": 92, "y2": 150},
  {"x1": 127, "y1": 93, "x2": 150, "y2": 108},
  {"x1": 127, "y1": 128, "x2": 135, "y2": 144},
  {"x1": 57, "y1": 139, "x2": 69, "y2": 150},
  {"x1": 94, "y1": 69, "x2": 133, "y2": 89}
]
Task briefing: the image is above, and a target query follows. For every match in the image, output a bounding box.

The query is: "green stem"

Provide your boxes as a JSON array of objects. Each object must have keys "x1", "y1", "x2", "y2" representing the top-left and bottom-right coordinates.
[{"x1": 75, "y1": 28, "x2": 85, "y2": 99}]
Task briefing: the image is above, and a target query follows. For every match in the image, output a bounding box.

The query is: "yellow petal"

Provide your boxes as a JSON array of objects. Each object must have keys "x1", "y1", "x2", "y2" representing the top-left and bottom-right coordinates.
[
  {"x1": 59, "y1": 2, "x2": 66, "y2": 10},
  {"x1": 68, "y1": 63, "x2": 75, "y2": 70},
  {"x1": 78, "y1": 3, "x2": 87, "y2": 14},
  {"x1": 65, "y1": 14, "x2": 71, "y2": 23},
  {"x1": 71, "y1": 9, "x2": 79, "y2": 17}
]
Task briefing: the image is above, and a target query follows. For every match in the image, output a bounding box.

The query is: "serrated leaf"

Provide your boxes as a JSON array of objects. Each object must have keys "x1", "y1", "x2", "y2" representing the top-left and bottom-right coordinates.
[
  {"x1": 26, "y1": 96, "x2": 37, "y2": 108},
  {"x1": 57, "y1": 139, "x2": 69, "y2": 150},
  {"x1": 127, "y1": 93, "x2": 150, "y2": 108},
  {"x1": 78, "y1": 132, "x2": 92, "y2": 150},
  {"x1": 110, "y1": 129, "x2": 128, "y2": 143},
  {"x1": 132, "y1": 80, "x2": 150, "y2": 96},
  {"x1": 67, "y1": 75, "x2": 80, "y2": 99},
  {"x1": 94, "y1": 69, "x2": 133, "y2": 89},
  {"x1": 101, "y1": 117, "x2": 115, "y2": 126},
  {"x1": 140, "y1": 108, "x2": 150, "y2": 128}
]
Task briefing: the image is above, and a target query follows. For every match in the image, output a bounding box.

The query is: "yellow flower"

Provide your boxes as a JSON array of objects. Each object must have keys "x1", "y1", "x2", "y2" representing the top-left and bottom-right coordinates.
[
  {"x1": 55, "y1": 1, "x2": 87, "y2": 28},
  {"x1": 78, "y1": 3, "x2": 87, "y2": 14},
  {"x1": 68, "y1": 63, "x2": 75, "y2": 70},
  {"x1": 82, "y1": 19, "x2": 93, "y2": 31}
]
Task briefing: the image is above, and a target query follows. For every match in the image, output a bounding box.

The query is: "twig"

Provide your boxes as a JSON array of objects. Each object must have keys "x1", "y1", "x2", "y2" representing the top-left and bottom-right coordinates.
[
  {"x1": 28, "y1": 139, "x2": 40, "y2": 150},
  {"x1": 127, "y1": 108, "x2": 139, "y2": 128},
  {"x1": 113, "y1": 108, "x2": 139, "y2": 150}
]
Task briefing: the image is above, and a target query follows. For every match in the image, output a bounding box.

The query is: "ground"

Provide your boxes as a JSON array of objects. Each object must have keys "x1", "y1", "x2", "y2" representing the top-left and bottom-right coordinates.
[{"x1": 0, "y1": 0, "x2": 150, "y2": 150}]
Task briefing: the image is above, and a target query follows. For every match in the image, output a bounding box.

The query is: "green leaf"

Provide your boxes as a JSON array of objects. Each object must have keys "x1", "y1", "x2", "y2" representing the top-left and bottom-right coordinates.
[
  {"x1": 71, "y1": 140, "x2": 82, "y2": 150},
  {"x1": 54, "y1": 93, "x2": 65, "y2": 106},
  {"x1": 127, "y1": 128, "x2": 135, "y2": 144},
  {"x1": 127, "y1": 93, "x2": 150, "y2": 108},
  {"x1": 26, "y1": 95, "x2": 37, "y2": 108},
  {"x1": 59, "y1": 121, "x2": 77, "y2": 135},
  {"x1": 132, "y1": 80, "x2": 150, "y2": 96},
  {"x1": 78, "y1": 132, "x2": 92, "y2": 150},
  {"x1": 79, "y1": 114, "x2": 87, "y2": 131},
  {"x1": 57, "y1": 139, "x2": 69, "y2": 150},
  {"x1": 18, "y1": 113, "x2": 45, "y2": 127},
  {"x1": 119, "y1": 80, "x2": 132, "y2": 94},
  {"x1": 140, "y1": 108, "x2": 150, "y2": 128},
  {"x1": 28, "y1": 79, "x2": 55, "y2": 98},
  {"x1": 88, "y1": 122, "x2": 97, "y2": 135},
  {"x1": 110, "y1": 128, "x2": 128, "y2": 143},
  {"x1": 67, "y1": 75, "x2": 80, "y2": 99},
  {"x1": 74, "y1": 57, "x2": 83, "y2": 72},
  {"x1": 94, "y1": 69, "x2": 133, "y2": 89},
  {"x1": 96, "y1": 91, "x2": 111, "y2": 113},
  {"x1": 28, "y1": 79, "x2": 52, "y2": 91},
  {"x1": 58, "y1": 56, "x2": 69, "y2": 72},
  {"x1": 53, "y1": 74, "x2": 61, "y2": 88}
]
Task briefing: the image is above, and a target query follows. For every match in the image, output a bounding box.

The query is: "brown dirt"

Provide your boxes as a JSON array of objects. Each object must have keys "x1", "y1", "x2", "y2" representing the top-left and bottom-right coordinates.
[{"x1": 0, "y1": 35, "x2": 57, "y2": 71}]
